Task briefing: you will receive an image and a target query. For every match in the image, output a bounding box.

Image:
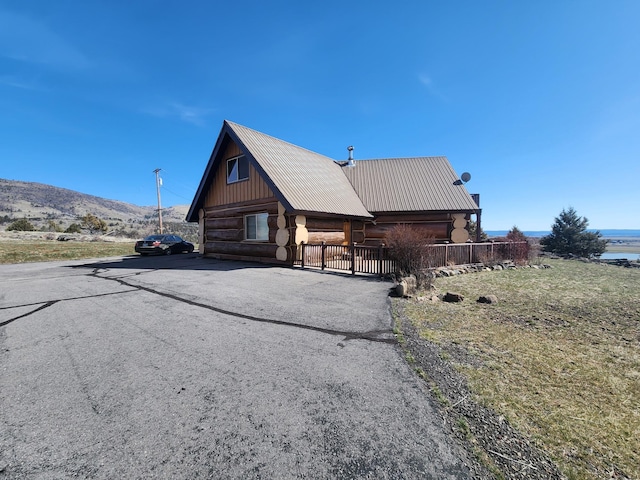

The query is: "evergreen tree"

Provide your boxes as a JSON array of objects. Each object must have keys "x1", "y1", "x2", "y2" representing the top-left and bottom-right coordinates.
[
  {"x1": 468, "y1": 219, "x2": 488, "y2": 242},
  {"x1": 46, "y1": 220, "x2": 63, "y2": 232},
  {"x1": 7, "y1": 218, "x2": 35, "y2": 231},
  {"x1": 506, "y1": 226, "x2": 527, "y2": 242},
  {"x1": 540, "y1": 207, "x2": 607, "y2": 258},
  {"x1": 79, "y1": 213, "x2": 108, "y2": 234},
  {"x1": 65, "y1": 223, "x2": 82, "y2": 234}
]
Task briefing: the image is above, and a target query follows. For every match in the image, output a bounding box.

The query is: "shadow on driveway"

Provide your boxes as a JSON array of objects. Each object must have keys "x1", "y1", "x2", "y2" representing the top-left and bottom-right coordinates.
[{"x1": 71, "y1": 253, "x2": 388, "y2": 285}]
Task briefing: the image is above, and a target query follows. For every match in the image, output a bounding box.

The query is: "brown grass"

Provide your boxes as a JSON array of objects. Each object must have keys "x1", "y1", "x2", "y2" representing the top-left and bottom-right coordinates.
[
  {"x1": 0, "y1": 240, "x2": 136, "y2": 264},
  {"x1": 404, "y1": 259, "x2": 640, "y2": 479}
]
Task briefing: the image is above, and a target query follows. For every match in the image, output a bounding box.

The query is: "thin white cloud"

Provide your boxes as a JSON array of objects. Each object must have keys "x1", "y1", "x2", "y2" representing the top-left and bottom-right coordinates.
[
  {"x1": 418, "y1": 73, "x2": 446, "y2": 101},
  {"x1": 0, "y1": 9, "x2": 90, "y2": 70},
  {"x1": 143, "y1": 102, "x2": 215, "y2": 127},
  {"x1": 170, "y1": 102, "x2": 215, "y2": 126},
  {"x1": 0, "y1": 74, "x2": 41, "y2": 90},
  {"x1": 419, "y1": 74, "x2": 433, "y2": 87}
]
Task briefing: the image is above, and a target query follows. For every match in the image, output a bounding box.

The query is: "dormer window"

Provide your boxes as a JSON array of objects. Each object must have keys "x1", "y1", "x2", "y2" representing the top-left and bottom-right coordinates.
[{"x1": 227, "y1": 155, "x2": 249, "y2": 183}]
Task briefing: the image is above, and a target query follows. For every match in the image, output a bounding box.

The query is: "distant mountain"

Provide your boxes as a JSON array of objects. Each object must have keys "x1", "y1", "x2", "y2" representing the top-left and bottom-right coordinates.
[{"x1": 0, "y1": 178, "x2": 193, "y2": 238}]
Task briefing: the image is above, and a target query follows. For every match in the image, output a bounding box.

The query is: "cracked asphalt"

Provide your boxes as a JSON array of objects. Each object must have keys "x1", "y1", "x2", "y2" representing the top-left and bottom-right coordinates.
[{"x1": 0, "y1": 254, "x2": 474, "y2": 479}]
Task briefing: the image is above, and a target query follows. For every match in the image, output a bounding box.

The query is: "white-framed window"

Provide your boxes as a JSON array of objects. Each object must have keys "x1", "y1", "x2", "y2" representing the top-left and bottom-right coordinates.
[
  {"x1": 245, "y1": 213, "x2": 269, "y2": 241},
  {"x1": 227, "y1": 155, "x2": 249, "y2": 183}
]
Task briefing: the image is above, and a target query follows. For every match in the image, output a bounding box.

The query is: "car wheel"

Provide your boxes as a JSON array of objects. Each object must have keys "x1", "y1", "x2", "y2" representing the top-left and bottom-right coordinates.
[
  {"x1": 164, "y1": 248, "x2": 172, "y2": 255},
  {"x1": 187, "y1": 246, "x2": 194, "y2": 253}
]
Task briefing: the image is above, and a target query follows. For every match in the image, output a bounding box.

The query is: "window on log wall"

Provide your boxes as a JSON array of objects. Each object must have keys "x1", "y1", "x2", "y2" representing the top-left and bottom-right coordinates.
[{"x1": 245, "y1": 213, "x2": 269, "y2": 241}]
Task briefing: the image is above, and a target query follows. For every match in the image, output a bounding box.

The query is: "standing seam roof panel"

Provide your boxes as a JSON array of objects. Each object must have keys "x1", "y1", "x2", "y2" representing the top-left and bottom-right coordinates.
[
  {"x1": 228, "y1": 122, "x2": 372, "y2": 218},
  {"x1": 342, "y1": 157, "x2": 478, "y2": 212}
]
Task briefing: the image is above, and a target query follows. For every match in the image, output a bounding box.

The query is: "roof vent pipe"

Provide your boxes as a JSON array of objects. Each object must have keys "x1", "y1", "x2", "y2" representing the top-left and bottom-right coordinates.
[{"x1": 347, "y1": 146, "x2": 355, "y2": 167}]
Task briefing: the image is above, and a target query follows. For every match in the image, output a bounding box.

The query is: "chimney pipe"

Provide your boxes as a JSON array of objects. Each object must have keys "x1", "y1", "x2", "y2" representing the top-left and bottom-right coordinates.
[{"x1": 347, "y1": 146, "x2": 355, "y2": 167}]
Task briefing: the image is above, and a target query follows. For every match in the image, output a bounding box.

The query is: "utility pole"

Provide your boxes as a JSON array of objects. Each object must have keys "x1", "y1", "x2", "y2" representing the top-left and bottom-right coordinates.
[{"x1": 153, "y1": 168, "x2": 163, "y2": 234}]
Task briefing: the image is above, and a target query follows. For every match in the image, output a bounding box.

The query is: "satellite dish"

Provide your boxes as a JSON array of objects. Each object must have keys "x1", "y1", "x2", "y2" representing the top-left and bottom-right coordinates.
[{"x1": 461, "y1": 172, "x2": 471, "y2": 183}]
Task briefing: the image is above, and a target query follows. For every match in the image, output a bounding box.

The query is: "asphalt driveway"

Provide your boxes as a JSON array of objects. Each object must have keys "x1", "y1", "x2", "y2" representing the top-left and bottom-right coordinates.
[{"x1": 0, "y1": 254, "x2": 474, "y2": 479}]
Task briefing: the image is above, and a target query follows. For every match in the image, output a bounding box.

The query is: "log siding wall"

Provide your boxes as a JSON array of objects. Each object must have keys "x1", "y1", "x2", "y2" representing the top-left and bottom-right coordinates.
[
  {"x1": 363, "y1": 212, "x2": 460, "y2": 245},
  {"x1": 199, "y1": 140, "x2": 296, "y2": 263},
  {"x1": 202, "y1": 198, "x2": 290, "y2": 262}
]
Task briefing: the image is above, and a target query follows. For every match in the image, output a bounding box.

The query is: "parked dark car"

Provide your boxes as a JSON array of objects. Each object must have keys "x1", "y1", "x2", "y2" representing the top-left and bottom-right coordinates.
[{"x1": 135, "y1": 234, "x2": 194, "y2": 256}]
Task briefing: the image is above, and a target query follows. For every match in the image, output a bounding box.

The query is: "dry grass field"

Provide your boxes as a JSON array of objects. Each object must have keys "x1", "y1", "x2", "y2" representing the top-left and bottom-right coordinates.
[
  {"x1": 0, "y1": 240, "x2": 136, "y2": 264},
  {"x1": 404, "y1": 259, "x2": 639, "y2": 479}
]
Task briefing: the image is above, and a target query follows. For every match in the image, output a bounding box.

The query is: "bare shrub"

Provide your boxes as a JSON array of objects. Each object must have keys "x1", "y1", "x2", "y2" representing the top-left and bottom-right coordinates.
[
  {"x1": 529, "y1": 240, "x2": 542, "y2": 264},
  {"x1": 477, "y1": 250, "x2": 499, "y2": 267},
  {"x1": 506, "y1": 227, "x2": 531, "y2": 265},
  {"x1": 385, "y1": 224, "x2": 436, "y2": 289},
  {"x1": 485, "y1": 227, "x2": 531, "y2": 266}
]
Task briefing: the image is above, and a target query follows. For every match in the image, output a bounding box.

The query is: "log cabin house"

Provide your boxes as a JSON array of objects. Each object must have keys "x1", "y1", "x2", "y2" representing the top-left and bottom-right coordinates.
[{"x1": 186, "y1": 120, "x2": 481, "y2": 265}]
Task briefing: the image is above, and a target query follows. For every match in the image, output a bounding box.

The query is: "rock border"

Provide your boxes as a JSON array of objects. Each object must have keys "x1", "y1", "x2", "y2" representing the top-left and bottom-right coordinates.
[
  {"x1": 393, "y1": 262, "x2": 553, "y2": 298},
  {"x1": 434, "y1": 262, "x2": 552, "y2": 278}
]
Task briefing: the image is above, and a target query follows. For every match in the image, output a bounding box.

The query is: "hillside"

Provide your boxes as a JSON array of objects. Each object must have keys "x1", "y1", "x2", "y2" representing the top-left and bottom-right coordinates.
[{"x1": 0, "y1": 178, "x2": 193, "y2": 239}]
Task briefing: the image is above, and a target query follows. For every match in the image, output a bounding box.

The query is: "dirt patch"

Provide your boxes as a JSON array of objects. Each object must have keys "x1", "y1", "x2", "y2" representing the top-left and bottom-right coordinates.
[{"x1": 395, "y1": 299, "x2": 564, "y2": 480}]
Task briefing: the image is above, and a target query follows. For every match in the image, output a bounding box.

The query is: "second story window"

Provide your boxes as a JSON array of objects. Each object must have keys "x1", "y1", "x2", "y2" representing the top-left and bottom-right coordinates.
[{"x1": 227, "y1": 155, "x2": 249, "y2": 183}]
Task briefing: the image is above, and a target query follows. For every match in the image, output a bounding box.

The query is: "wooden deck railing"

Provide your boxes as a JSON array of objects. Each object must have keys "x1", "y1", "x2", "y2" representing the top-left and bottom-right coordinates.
[{"x1": 296, "y1": 241, "x2": 528, "y2": 276}]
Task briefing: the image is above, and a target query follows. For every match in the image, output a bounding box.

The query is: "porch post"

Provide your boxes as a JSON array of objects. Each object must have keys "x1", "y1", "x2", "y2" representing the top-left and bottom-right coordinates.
[
  {"x1": 198, "y1": 209, "x2": 205, "y2": 254},
  {"x1": 351, "y1": 242, "x2": 356, "y2": 275},
  {"x1": 475, "y1": 208, "x2": 483, "y2": 243}
]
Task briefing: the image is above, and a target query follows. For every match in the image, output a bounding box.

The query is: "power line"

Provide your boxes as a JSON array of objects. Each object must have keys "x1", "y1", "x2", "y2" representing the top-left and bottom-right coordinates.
[
  {"x1": 153, "y1": 169, "x2": 197, "y2": 202},
  {"x1": 159, "y1": 186, "x2": 193, "y2": 202}
]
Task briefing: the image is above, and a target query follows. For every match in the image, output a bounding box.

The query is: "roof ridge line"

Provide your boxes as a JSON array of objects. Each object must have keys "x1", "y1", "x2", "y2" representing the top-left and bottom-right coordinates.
[{"x1": 225, "y1": 120, "x2": 338, "y2": 162}]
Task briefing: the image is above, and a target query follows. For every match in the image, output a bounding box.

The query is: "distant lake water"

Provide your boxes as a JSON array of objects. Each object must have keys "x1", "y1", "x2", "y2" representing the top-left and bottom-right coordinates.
[
  {"x1": 486, "y1": 229, "x2": 640, "y2": 261},
  {"x1": 600, "y1": 252, "x2": 640, "y2": 261},
  {"x1": 486, "y1": 229, "x2": 640, "y2": 238}
]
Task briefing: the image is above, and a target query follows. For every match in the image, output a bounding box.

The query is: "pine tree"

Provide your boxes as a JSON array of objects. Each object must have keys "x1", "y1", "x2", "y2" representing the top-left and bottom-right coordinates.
[
  {"x1": 79, "y1": 213, "x2": 108, "y2": 234},
  {"x1": 506, "y1": 226, "x2": 527, "y2": 242},
  {"x1": 540, "y1": 208, "x2": 607, "y2": 258},
  {"x1": 7, "y1": 218, "x2": 35, "y2": 231}
]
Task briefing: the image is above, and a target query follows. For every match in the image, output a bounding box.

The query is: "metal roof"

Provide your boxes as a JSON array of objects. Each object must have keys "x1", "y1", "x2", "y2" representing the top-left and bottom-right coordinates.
[
  {"x1": 341, "y1": 157, "x2": 479, "y2": 213},
  {"x1": 187, "y1": 121, "x2": 372, "y2": 221},
  {"x1": 187, "y1": 121, "x2": 478, "y2": 223}
]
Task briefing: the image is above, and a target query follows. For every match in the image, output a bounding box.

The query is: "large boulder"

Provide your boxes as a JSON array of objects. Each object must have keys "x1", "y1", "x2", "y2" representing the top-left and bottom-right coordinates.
[
  {"x1": 477, "y1": 295, "x2": 499, "y2": 304},
  {"x1": 395, "y1": 276, "x2": 417, "y2": 297},
  {"x1": 443, "y1": 292, "x2": 464, "y2": 303}
]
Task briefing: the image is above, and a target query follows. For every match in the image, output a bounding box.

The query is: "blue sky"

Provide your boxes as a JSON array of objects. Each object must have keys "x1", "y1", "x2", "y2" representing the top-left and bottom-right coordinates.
[{"x1": 1, "y1": 1, "x2": 639, "y2": 230}]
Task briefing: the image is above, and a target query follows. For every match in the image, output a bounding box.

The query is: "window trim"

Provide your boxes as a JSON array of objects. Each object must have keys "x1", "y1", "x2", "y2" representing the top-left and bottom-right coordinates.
[
  {"x1": 244, "y1": 213, "x2": 269, "y2": 241},
  {"x1": 226, "y1": 155, "x2": 249, "y2": 184}
]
